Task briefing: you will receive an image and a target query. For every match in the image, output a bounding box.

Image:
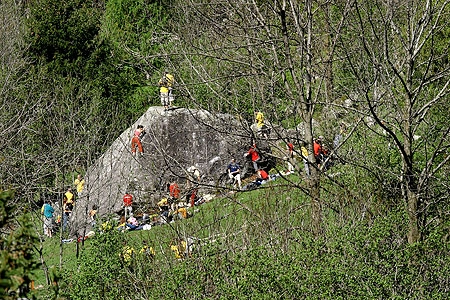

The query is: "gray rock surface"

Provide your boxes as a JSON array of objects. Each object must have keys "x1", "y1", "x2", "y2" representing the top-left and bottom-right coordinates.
[{"x1": 70, "y1": 106, "x2": 254, "y2": 232}]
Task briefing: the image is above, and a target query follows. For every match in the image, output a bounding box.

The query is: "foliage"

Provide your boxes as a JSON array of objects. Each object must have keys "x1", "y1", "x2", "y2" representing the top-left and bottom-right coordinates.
[
  {"x1": 1, "y1": 0, "x2": 450, "y2": 297},
  {"x1": 61, "y1": 227, "x2": 127, "y2": 300},
  {"x1": 0, "y1": 190, "x2": 40, "y2": 299},
  {"x1": 26, "y1": 0, "x2": 102, "y2": 72},
  {"x1": 53, "y1": 186, "x2": 450, "y2": 299}
]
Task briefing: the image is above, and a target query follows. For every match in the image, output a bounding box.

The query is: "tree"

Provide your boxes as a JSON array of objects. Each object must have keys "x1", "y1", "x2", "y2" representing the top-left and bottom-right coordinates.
[
  {"x1": 168, "y1": 0, "x2": 354, "y2": 235},
  {"x1": 340, "y1": 0, "x2": 450, "y2": 243},
  {"x1": 0, "y1": 190, "x2": 40, "y2": 299}
]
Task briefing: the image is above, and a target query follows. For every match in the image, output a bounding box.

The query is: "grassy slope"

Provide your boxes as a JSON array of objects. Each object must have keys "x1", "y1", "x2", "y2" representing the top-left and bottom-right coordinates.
[
  {"x1": 32, "y1": 172, "x2": 307, "y2": 285},
  {"x1": 32, "y1": 161, "x2": 450, "y2": 298}
]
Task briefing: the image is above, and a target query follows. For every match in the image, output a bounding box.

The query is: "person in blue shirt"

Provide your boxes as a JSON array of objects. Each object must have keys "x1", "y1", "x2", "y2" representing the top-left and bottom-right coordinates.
[
  {"x1": 41, "y1": 200, "x2": 55, "y2": 237},
  {"x1": 227, "y1": 158, "x2": 242, "y2": 190}
]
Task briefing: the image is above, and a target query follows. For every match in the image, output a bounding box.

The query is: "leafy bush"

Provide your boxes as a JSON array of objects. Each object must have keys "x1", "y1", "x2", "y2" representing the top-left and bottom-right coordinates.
[
  {"x1": 61, "y1": 228, "x2": 127, "y2": 300},
  {"x1": 0, "y1": 190, "x2": 40, "y2": 300}
]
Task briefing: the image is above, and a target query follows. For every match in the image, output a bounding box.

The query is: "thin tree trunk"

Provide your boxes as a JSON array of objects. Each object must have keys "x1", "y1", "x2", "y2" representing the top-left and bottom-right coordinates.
[
  {"x1": 305, "y1": 0, "x2": 322, "y2": 236},
  {"x1": 407, "y1": 187, "x2": 420, "y2": 243}
]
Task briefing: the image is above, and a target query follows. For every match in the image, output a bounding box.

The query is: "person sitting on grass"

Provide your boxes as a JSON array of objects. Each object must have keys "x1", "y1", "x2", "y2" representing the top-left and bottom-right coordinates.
[
  {"x1": 255, "y1": 169, "x2": 269, "y2": 185},
  {"x1": 158, "y1": 197, "x2": 172, "y2": 223},
  {"x1": 126, "y1": 214, "x2": 144, "y2": 230}
]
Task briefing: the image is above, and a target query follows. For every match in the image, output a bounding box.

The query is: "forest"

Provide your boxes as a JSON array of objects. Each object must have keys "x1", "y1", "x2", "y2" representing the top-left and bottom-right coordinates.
[{"x1": 1, "y1": 0, "x2": 450, "y2": 299}]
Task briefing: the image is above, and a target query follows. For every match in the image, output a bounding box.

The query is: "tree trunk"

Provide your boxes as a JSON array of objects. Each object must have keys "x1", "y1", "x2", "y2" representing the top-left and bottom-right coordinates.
[
  {"x1": 310, "y1": 173, "x2": 322, "y2": 236},
  {"x1": 406, "y1": 187, "x2": 420, "y2": 243},
  {"x1": 305, "y1": 0, "x2": 322, "y2": 237}
]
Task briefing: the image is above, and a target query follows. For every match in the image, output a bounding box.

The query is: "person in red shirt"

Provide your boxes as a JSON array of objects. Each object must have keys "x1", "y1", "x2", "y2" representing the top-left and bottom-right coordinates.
[
  {"x1": 254, "y1": 169, "x2": 270, "y2": 186},
  {"x1": 257, "y1": 169, "x2": 269, "y2": 180},
  {"x1": 314, "y1": 136, "x2": 329, "y2": 168},
  {"x1": 244, "y1": 143, "x2": 261, "y2": 172},
  {"x1": 123, "y1": 192, "x2": 133, "y2": 219},
  {"x1": 287, "y1": 142, "x2": 294, "y2": 156},
  {"x1": 313, "y1": 138, "x2": 322, "y2": 157},
  {"x1": 169, "y1": 182, "x2": 180, "y2": 200},
  {"x1": 286, "y1": 142, "x2": 295, "y2": 173}
]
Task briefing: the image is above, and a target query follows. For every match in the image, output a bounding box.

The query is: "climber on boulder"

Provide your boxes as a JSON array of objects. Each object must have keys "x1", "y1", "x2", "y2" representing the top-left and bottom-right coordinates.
[{"x1": 131, "y1": 125, "x2": 145, "y2": 156}]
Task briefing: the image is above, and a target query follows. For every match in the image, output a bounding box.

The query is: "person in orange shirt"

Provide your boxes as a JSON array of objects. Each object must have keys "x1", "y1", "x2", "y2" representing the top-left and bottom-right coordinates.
[
  {"x1": 131, "y1": 125, "x2": 145, "y2": 155},
  {"x1": 169, "y1": 182, "x2": 180, "y2": 200}
]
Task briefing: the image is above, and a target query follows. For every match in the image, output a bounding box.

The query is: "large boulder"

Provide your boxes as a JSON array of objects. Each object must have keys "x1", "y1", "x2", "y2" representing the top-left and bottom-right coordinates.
[{"x1": 70, "y1": 106, "x2": 254, "y2": 231}]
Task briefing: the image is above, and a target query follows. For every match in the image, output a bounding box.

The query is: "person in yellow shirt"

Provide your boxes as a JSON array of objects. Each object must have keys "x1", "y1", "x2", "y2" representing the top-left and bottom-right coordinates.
[
  {"x1": 158, "y1": 71, "x2": 174, "y2": 111},
  {"x1": 166, "y1": 72, "x2": 175, "y2": 107},
  {"x1": 172, "y1": 206, "x2": 189, "y2": 219},
  {"x1": 62, "y1": 188, "x2": 74, "y2": 232},
  {"x1": 74, "y1": 174, "x2": 85, "y2": 195},
  {"x1": 255, "y1": 110, "x2": 264, "y2": 128},
  {"x1": 301, "y1": 142, "x2": 310, "y2": 177},
  {"x1": 158, "y1": 197, "x2": 172, "y2": 223},
  {"x1": 65, "y1": 187, "x2": 74, "y2": 203},
  {"x1": 253, "y1": 110, "x2": 269, "y2": 138}
]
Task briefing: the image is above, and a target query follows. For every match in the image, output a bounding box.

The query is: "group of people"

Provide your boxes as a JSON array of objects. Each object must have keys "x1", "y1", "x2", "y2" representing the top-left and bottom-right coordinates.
[
  {"x1": 116, "y1": 180, "x2": 198, "y2": 233},
  {"x1": 281, "y1": 133, "x2": 340, "y2": 177},
  {"x1": 283, "y1": 141, "x2": 310, "y2": 176},
  {"x1": 41, "y1": 174, "x2": 86, "y2": 238},
  {"x1": 224, "y1": 141, "x2": 272, "y2": 191}
]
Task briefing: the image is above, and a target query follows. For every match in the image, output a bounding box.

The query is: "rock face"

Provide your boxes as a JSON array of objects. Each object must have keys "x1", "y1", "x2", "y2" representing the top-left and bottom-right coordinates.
[{"x1": 71, "y1": 106, "x2": 256, "y2": 231}]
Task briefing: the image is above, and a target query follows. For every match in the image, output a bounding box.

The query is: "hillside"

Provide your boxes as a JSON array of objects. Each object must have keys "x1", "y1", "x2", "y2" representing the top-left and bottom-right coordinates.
[
  {"x1": 34, "y1": 170, "x2": 450, "y2": 299},
  {"x1": 1, "y1": 0, "x2": 450, "y2": 299}
]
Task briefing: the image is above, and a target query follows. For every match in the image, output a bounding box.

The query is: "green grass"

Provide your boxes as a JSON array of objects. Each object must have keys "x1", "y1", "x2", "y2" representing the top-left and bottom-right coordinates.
[
  {"x1": 32, "y1": 173, "x2": 307, "y2": 285},
  {"x1": 29, "y1": 168, "x2": 450, "y2": 299}
]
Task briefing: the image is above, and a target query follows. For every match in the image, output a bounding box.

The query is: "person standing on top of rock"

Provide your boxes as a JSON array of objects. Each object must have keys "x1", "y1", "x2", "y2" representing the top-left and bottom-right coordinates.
[
  {"x1": 158, "y1": 70, "x2": 174, "y2": 111},
  {"x1": 167, "y1": 72, "x2": 175, "y2": 107},
  {"x1": 131, "y1": 125, "x2": 145, "y2": 156}
]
